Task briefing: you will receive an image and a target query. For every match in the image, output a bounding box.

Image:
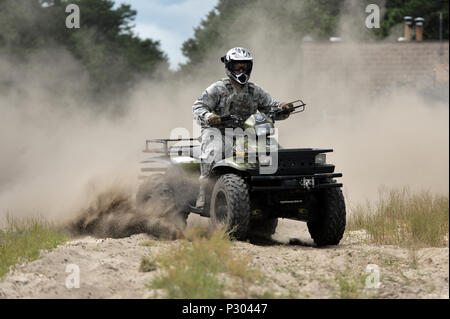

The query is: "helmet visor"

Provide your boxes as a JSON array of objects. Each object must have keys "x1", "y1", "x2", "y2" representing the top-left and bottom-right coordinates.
[{"x1": 231, "y1": 61, "x2": 251, "y2": 73}]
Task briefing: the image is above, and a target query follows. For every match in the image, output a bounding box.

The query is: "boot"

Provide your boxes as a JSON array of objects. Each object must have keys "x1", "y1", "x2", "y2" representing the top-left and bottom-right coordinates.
[{"x1": 195, "y1": 176, "x2": 207, "y2": 209}]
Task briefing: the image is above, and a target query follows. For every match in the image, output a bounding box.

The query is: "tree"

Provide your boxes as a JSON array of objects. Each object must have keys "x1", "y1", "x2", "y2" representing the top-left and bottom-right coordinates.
[
  {"x1": 376, "y1": 0, "x2": 449, "y2": 40},
  {"x1": 179, "y1": 0, "x2": 449, "y2": 71},
  {"x1": 0, "y1": 0, "x2": 169, "y2": 94}
]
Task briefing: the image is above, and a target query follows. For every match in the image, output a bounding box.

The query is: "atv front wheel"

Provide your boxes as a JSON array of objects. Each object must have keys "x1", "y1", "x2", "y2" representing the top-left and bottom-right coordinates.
[
  {"x1": 209, "y1": 173, "x2": 250, "y2": 240},
  {"x1": 307, "y1": 187, "x2": 346, "y2": 246}
]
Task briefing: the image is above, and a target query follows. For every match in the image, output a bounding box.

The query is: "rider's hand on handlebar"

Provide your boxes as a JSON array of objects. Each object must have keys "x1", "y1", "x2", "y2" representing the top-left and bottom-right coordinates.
[
  {"x1": 207, "y1": 113, "x2": 221, "y2": 125},
  {"x1": 280, "y1": 102, "x2": 294, "y2": 113}
]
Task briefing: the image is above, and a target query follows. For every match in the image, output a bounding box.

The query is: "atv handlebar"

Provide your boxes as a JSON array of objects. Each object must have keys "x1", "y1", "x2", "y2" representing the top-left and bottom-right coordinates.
[
  {"x1": 209, "y1": 99, "x2": 306, "y2": 127},
  {"x1": 210, "y1": 114, "x2": 244, "y2": 129},
  {"x1": 270, "y1": 99, "x2": 306, "y2": 120}
]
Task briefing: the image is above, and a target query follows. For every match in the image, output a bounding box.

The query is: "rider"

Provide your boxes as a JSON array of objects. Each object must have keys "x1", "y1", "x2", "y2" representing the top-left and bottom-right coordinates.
[{"x1": 192, "y1": 47, "x2": 294, "y2": 209}]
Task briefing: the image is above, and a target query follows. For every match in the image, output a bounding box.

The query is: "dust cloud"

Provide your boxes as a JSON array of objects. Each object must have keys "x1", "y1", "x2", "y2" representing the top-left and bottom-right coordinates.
[{"x1": 0, "y1": 0, "x2": 448, "y2": 235}]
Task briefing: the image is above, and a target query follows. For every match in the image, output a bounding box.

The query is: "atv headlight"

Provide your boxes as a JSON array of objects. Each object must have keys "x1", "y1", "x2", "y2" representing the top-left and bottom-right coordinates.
[
  {"x1": 315, "y1": 153, "x2": 326, "y2": 164},
  {"x1": 259, "y1": 154, "x2": 272, "y2": 166}
]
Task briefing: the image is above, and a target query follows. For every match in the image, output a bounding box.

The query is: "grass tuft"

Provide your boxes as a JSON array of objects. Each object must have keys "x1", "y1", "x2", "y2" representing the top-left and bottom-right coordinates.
[
  {"x1": 148, "y1": 228, "x2": 261, "y2": 298},
  {"x1": 347, "y1": 188, "x2": 449, "y2": 248},
  {"x1": 0, "y1": 215, "x2": 68, "y2": 278},
  {"x1": 139, "y1": 256, "x2": 157, "y2": 272},
  {"x1": 335, "y1": 272, "x2": 365, "y2": 299},
  {"x1": 139, "y1": 241, "x2": 156, "y2": 247}
]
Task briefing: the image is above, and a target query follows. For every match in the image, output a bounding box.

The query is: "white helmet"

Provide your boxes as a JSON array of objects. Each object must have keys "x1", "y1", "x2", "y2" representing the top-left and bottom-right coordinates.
[{"x1": 220, "y1": 47, "x2": 253, "y2": 85}]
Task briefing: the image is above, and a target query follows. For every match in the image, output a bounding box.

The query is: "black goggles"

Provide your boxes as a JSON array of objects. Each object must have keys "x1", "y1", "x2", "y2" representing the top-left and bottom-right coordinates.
[{"x1": 231, "y1": 62, "x2": 251, "y2": 72}]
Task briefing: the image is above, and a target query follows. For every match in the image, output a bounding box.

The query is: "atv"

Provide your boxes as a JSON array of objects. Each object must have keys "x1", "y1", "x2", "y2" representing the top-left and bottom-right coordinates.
[{"x1": 137, "y1": 101, "x2": 346, "y2": 246}]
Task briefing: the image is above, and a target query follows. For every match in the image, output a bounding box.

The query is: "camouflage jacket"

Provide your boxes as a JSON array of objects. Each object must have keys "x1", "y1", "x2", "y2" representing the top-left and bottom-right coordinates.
[{"x1": 192, "y1": 78, "x2": 287, "y2": 129}]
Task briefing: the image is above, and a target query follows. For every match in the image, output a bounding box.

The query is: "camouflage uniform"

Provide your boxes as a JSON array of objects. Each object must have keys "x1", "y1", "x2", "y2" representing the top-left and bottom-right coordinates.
[{"x1": 193, "y1": 78, "x2": 288, "y2": 178}]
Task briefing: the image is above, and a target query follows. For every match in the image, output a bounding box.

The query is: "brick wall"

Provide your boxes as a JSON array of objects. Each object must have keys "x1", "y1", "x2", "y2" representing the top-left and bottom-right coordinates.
[{"x1": 300, "y1": 41, "x2": 449, "y2": 94}]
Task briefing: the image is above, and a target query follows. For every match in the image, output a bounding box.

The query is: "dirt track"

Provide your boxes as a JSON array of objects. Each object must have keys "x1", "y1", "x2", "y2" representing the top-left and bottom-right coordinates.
[{"x1": 0, "y1": 217, "x2": 448, "y2": 299}]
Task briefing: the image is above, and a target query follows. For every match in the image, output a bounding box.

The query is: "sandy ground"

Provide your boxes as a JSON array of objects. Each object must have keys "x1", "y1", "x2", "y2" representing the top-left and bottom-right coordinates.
[{"x1": 0, "y1": 216, "x2": 448, "y2": 299}]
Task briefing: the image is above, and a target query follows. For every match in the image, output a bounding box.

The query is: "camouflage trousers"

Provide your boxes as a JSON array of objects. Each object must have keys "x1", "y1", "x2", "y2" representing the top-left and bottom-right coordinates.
[{"x1": 199, "y1": 128, "x2": 234, "y2": 178}]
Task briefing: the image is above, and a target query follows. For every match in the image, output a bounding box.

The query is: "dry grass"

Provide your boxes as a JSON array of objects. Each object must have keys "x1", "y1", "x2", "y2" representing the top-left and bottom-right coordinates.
[
  {"x1": 139, "y1": 255, "x2": 157, "y2": 272},
  {"x1": 148, "y1": 228, "x2": 261, "y2": 298},
  {"x1": 347, "y1": 187, "x2": 449, "y2": 248},
  {"x1": 0, "y1": 215, "x2": 68, "y2": 278}
]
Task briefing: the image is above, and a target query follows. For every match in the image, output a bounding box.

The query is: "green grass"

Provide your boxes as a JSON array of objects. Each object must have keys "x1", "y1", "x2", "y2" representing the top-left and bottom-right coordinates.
[
  {"x1": 347, "y1": 188, "x2": 449, "y2": 248},
  {"x1": 335, "y1": 272, "x2": 365, "y2": 299},
  {"x1": 148, "y1": 228, "x2": 261, "y2": 298},
  {"x1": 0, "y1": 216, "x2": 68, "y2": 278},
  {"x1": 139, "y1": 240, "x2": 156, "y2": 247},
  {"x1": 334, "y1": 268, "x2": 381, "y2": 299}
]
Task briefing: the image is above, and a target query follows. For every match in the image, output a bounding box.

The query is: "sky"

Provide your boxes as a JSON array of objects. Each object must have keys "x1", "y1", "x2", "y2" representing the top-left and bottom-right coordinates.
[{"x1": 113, "y1": 0, "x2": 219, "y2": 70}]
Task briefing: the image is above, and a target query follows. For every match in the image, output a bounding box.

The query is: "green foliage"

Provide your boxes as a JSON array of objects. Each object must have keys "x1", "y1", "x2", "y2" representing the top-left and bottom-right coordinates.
[
  {"x1": 0, "y1": 216, "x2": 68, "y2": 278},
  {"x1": 335, "y1": 271, "x2": 366, "y2": 299},
  {"x1": 180, "y1": 0, "x2": 448, "y2": 70},
  {"x1": 294, "y1": 0, "x2": 342, "y2": 39},
  {"x1": 375, "y1": 0, "x2": 449, "y2": 39},
  {"x1": 0, "y1": 0, "x2": 169, "y2": 94},
  {"x1": 177, "y1": 0, "x2": 342, "y2": 69},
  {"x1": 0, "y1": 0, "x2": 447, "y2": 92}
]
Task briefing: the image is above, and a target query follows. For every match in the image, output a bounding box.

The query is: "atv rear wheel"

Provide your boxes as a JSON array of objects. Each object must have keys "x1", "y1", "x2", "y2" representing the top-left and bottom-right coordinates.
[
  {"x1": 307, "y1": 187, "x2": 346, "y2": 246},
  {"x1": 136, "y1": 173, "x2": 189, "y2": 229},
  {"x1": 210, "y1": 173, "x2": 250, "y2": 240},
  {"x1": 136, "y1": 174, "x2": 171, "y2": 208}
]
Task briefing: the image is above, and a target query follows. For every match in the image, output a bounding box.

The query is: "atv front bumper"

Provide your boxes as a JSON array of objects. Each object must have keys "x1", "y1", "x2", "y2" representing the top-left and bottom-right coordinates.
[
  {"x1": 242, "y1": 148, "x2": 343, "y2": 191},
  {"x1": 248, "y1": 173, "x2": 343, "y2": 191}
]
